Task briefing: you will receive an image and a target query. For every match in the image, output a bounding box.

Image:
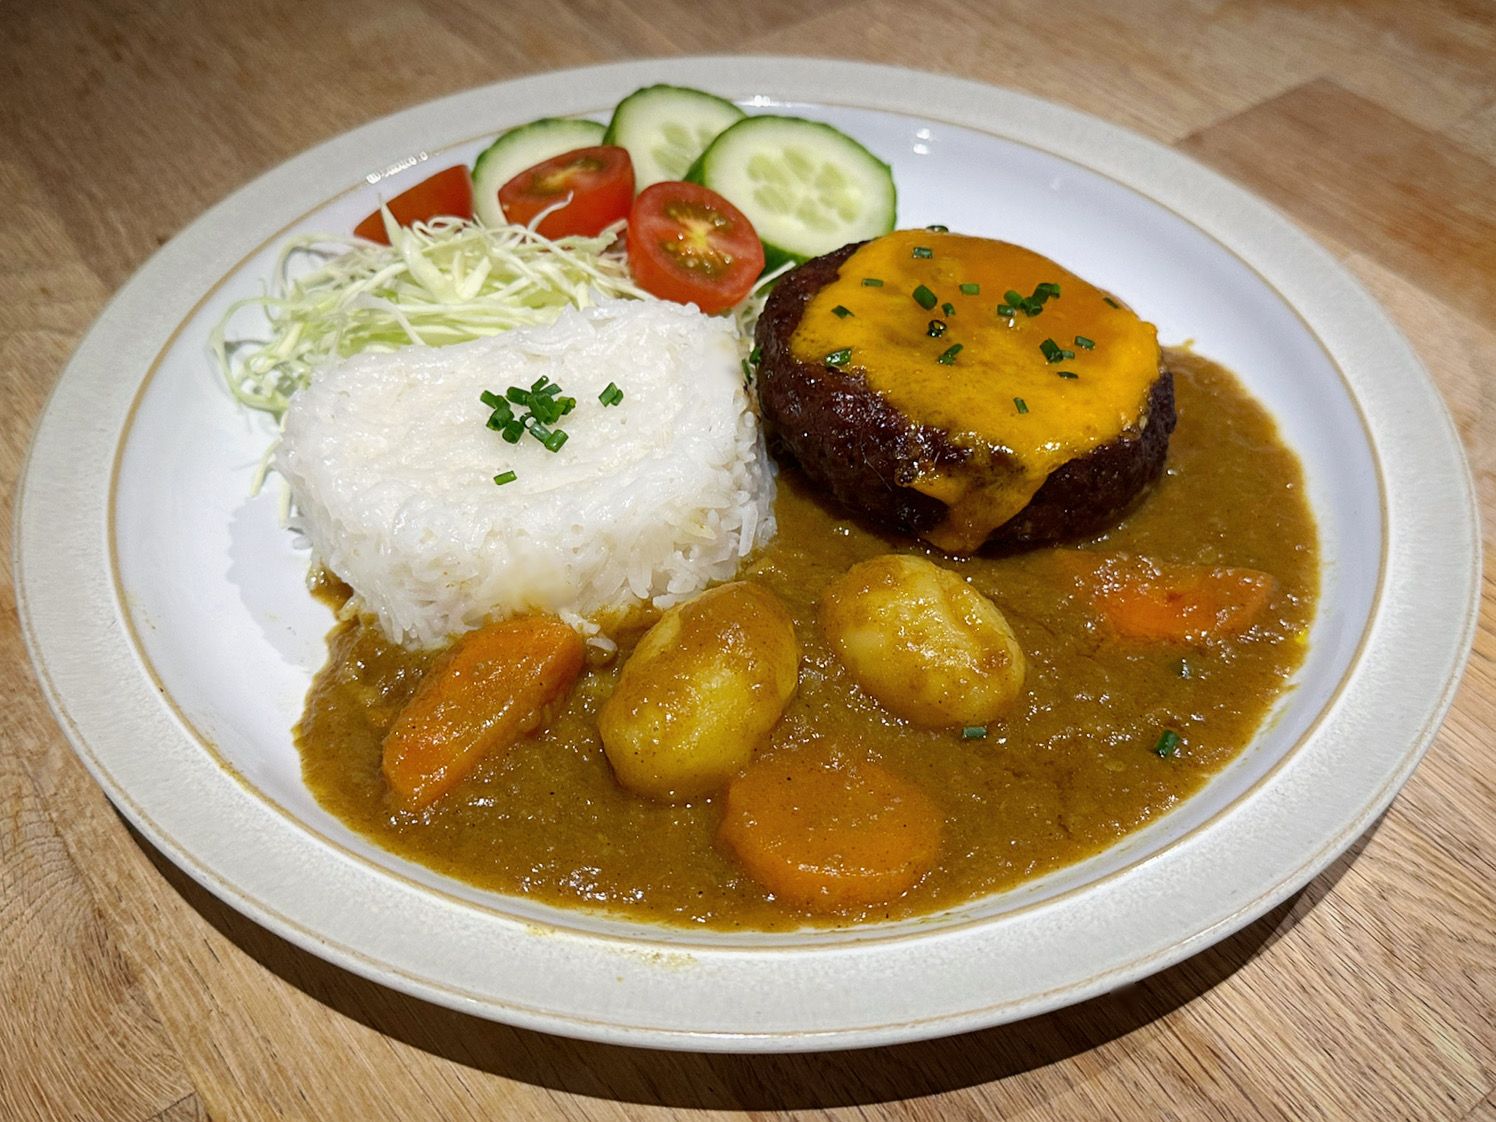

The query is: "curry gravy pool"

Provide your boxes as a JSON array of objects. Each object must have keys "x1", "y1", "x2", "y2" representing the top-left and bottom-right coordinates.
[{"x1": 296, "y1": 349, "x2": 1317, "y2": 930}]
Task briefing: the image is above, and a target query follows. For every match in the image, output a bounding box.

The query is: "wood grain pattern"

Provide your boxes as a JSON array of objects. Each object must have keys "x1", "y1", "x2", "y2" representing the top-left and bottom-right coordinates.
[{"x1": 3, "y1": 0, "x2": 1493, "y2": 1118}]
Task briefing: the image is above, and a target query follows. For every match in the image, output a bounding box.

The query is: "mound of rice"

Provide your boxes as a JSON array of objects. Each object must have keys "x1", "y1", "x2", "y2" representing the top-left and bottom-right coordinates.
[{"x1": 275, "y1": 299, "x2": 776, "y2": 649}]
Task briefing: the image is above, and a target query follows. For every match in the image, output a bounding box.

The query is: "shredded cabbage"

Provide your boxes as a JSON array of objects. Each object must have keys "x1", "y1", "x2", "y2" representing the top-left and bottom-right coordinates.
[{"x1": 212, "y1": 215, "x2": 651, "y2": 416}]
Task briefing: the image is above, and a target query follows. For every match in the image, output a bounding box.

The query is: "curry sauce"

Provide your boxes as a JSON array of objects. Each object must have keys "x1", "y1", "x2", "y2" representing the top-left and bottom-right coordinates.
[{"x1": 297, "y1": 348, "x2": 1317, "y2": 930}]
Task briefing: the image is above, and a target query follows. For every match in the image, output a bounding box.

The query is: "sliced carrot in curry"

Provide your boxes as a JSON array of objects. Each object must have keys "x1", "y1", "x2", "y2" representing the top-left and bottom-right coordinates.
[
  {"x1": 718, "y1": 747, "x2": 943, "y2": 913},
  {"x1": 1087, "y1": 555, "x2": 1277, "y2": 643},
  {"x1": 382, "y1": 615, "x2": 584, "y2": 810}
]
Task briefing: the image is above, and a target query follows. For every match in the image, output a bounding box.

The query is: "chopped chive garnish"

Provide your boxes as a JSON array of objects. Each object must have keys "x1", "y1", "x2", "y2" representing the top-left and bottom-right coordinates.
[
  {"x1": 912, "y1": 284, "x2": 938, "y2": 310},
  {"x1": 542, "y1": 429, "x2": 568, "y2": 453},
  {"x1": 505, "y1": 386, "x2": 530, "y2": 405},
  {"x1": 493, "y1": 470, "x2": 517, "y2": 486},
  {"x1": 927, "y1": 319, "x2": 947, "y2": 337},
  {"x1": 480, "y1": 389, "x2": 504, "y2": 409},
  {"x1": 1057, "y1": 370, "x2": 1079, "y2": 380},
  {"x1": 1014, "y1": 396, "x2": 1029, "y2": 414},
  {"x1": 961, "y1": 725, "x2": 988, "y2": 740},
  {"x1": 941, "y1": 301, "x2": 957, "y2": 317},
  {"x1": 959, "y1": 282, "x2": 980, "y2": 295},
  {"x1": 501, "y1": 419, "x2": 524, "y2": 443},
  {"x1": 825, "y1": 347, "x2": 853, "y2": 367},
  {"x1": 1039, "y1": 339, "x2": 1075, "y2": 363},
  {"x1": 926, "y1": 223, "x2": 949, "y2": 232},
  {"x1": 598, "y1": 382, "x2": 624, "y2": 406},
  {"x1": 1004, "y1": 289, "x2": 1025, "y2": 307},
  {"x1": 1074, "y1": 335, "x2": 1095, "y2": 349},
  {"x1": 1035, "y1": 281, "x2": 1061, "y2": 298},
  {"x1": 1103, "y1": 296, "x2": 1120, "y2": 308},
  {"x1": 1154, "y1": 729, "x2": 1182, "y2": 757},
  {"x1": 485, "y1": 409, "x2": 509, "y2": 431},
  {"x1": 559, "y1": 396, "x2": 576, "y2": 415},
  {"x1": 1023, "y1": 302, "x2": 1044, "y2": 317},
  {"x1": 912, "y1": 245, "x2": 933, "y2": 259},
  {"x1": 936, "y1": 342, "x2": 963, "y2": 365},
  {"x1": 531, "y1": 376, "x2": 550, "y2": 392},
  {"x1": 749, "y1": 345, "x2": 762, "y2": 365},
  {"x1": 861, "y1": 277, "x2": 884, "y2": 287},
  {"x1": 527, "y1": 418, "x2": 553, "y2": 441},
  {"x1": 997, "y1": 304, "x2": 1015, "y2": 317},
  {"x1": 832, "y1": 304, "x2": 854, "y2": 318}
]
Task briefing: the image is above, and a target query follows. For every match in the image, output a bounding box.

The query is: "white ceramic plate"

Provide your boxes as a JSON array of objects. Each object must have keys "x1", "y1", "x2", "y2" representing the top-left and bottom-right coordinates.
[{"x1": 16, "y1": 57, "x2": 1479, "y2": 1052}]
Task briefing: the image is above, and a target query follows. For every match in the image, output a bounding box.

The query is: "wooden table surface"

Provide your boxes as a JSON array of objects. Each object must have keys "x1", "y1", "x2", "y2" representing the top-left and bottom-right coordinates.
[{"x1": 4, "y1": 1, "x2": 1494, "y2": 1119}]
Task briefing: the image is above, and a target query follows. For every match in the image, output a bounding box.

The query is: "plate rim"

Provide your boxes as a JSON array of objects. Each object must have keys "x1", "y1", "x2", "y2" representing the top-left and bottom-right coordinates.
[{"x1": 15, "y1": 54, "x2": 1482, "y2": 1051}]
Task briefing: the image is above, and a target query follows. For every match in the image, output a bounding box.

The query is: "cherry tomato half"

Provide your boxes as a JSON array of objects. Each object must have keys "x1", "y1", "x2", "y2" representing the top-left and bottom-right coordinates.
[
  {"x1": 498, "y1": 146, "x2": 634, "y2": 239},
  {"x1": 626, "y1": 182, "x2": 765, "y2": 314},
  {"x1": 353, "y1": 165, "x2": 474, "y2": 244}
]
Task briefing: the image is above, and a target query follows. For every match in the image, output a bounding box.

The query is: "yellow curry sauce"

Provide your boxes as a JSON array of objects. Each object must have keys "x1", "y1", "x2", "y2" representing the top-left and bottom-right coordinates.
[
  {"x1": 296, "y1": 348, "x2": 1317, "y2": 930},
  {"x1": 790, "y1": 231, "x2": 1161, "y2": 552}
]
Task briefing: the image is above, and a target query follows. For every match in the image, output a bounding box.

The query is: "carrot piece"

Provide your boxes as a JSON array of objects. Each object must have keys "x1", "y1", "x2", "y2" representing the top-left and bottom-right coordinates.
[
  {"x1": 718, "y1": 747, "x2": 943, "y2": 913},
  {"x1": 1088, "y1": 555, "x2": 1277, "y2": 643},
  {"x1": 382, "y1": 616, "x2": 584, "y2": 809}
]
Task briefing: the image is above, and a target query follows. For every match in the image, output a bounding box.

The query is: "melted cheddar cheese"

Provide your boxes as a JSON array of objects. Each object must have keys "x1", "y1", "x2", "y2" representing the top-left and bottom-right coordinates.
[{"x1": 789, "y1": 231, "x2": 1162, "y2": 552}]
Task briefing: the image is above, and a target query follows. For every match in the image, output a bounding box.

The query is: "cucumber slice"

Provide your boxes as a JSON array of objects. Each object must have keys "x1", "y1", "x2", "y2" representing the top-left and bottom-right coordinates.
[
  {"x1": 471, "y1": 117, "x2": 606, "y2": 226},
  {"x1": 602, "y1": 84, "x2": 745, "y2": 191},
  {"x1": 687, "y1": 115, "x2": 896, "y2": 270}
]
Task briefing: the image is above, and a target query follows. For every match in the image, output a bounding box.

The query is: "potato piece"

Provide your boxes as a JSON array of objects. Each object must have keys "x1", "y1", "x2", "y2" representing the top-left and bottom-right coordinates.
[
  {"x1": 599, "y1": 582, "x2": 800, "y2": 801},
  {"x1": 819, "y1": 554, "x2": 1025, "y2": 727}
]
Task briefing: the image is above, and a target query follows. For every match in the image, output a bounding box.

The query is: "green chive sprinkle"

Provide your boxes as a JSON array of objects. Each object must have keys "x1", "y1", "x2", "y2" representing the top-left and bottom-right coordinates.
[
  {"x1": 531, "y1": 376, "x2": 550, "y2": 392},
  {"x1": 1004, "y1": 289, "x2": 1025, "y2": 307},
  {"x1": 912, "y1": 284, "x2": 938, "y2": 310},
  {"x1": 936, "y1": 343, "x2": 963, "y2": 365},
  {"x1": 1014, "y1": 396, "x2": 1029, "y2": 413},
  {"x1": 912, "y1": 245, "x2": 933, "y2": 259},
  {"x1": 825, "y1": 347, "x2": 853, "y2": 367},
  {"x1": 480, "y1": 389, "x2": 504, "y2": 409},
  {"x1": 505, "y1": 386, "x2": 530, "y2": 405},
  {"x1": 961, "y1": 725, "x2": 988, "y2": 740},
  {"x1": 997, "y1": 304, "x2": 1015, "y2": 317},
  {"x1": 1039, "y1": 339, "x2": 1075, "y2": 363},
  {"x1": 1154, "y1": 729, "x2": 1182, "y2": 758},
  {"x1": 959, "y1": 282, "x2": 980, "y2": 295},
  {"x1": 598, "y1": 382, "x2": 624, "y2": 406},
  {"x1": 1023, "y1": 302, "x2": 1044, "y2": 317},
  {"x1": 749, "y1": 346, "x2": 762, "y2": 365},
  {"x1": 941, "y1": 302, "x2": 957, "y2": 317},
  {"x1": 542, "y1": 430, "x2": 568, "y2": 453},
  {"x1": 493, "y1": 470, "x2": 517, "y2": 486},
  {"x1": 1057, "y1": 370, "x2": 1079, "y2": 380},
  {"x1": 559, "y1": 396, "x2": 576, "y2": 416},
  {"x1": 1036, "y1": 281, "x2": 1061, "y2": 299},
  {"x1": 862, "y1": 277, "x2": 884, "y2": 287},
  {"x1": 926, "y1": 224, "x2": 949, "y2": 232},
  {"x1": 1104, "y1": 296, "x2": 1120, "y2": 308},
  {"x1": 485, "y1": 410, "x2": 508, "y2": 431},
  {"x1": 1075, "y1": 335, "x2": 1095, "y2": 349},
  {"x1": 832, "y1": 304, "x2": 854, "y2": 318},
  {"x1": 927, "y1": 319, "x2": 947, "y2": 338},
  {"x1": 501, "y1": 419, "x2": 524, "y2": 444}
]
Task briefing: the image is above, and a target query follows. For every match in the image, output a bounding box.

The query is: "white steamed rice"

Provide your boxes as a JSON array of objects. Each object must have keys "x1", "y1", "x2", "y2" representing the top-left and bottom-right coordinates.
[{"x1": 275, "y1": 299, "x2": 776, "y2": 649}]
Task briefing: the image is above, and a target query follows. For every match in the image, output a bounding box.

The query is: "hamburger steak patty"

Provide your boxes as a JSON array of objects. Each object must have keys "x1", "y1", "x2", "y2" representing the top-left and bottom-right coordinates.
[{"x1": 753, "y1": 241, "x2": 1177, "y2": 551}]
